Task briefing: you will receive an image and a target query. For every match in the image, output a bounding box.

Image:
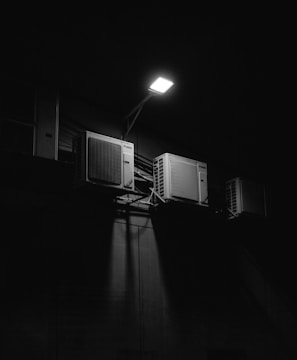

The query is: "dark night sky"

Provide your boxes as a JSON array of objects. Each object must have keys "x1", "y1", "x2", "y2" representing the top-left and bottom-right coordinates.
[{"x1": 0, "y1": 10, "x2": 280, "y2": 185}]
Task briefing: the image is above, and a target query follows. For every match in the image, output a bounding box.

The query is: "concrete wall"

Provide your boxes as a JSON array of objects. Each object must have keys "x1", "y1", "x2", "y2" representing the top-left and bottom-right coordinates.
[
  {"x1": 1, "y1": 186, "x2": 293, "y2": 359},
  {"x1": 1, "y1": 86, "x2": 294, "y2": 359}
]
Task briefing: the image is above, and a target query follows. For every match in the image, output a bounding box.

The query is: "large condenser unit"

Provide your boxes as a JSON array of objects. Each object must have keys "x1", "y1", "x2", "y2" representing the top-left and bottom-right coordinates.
[
  {"x1": 226, "y1": 177, "x2": 267, "y2": 218},
  {"x1": 153, "y1": 152, "x2": 208, "y2": 205},
  {"x1": 73, "y1": 131, "x2": 134, "y2": 191}
]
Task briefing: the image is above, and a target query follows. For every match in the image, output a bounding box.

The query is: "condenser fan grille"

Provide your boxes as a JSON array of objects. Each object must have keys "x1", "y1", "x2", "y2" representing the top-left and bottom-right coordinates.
[
  {"x1": 88, "y1": 138, "x2": 122, "y2": 185},
  {"x1": 170, "y1": 159, "x2": 199, "y2": 201}
]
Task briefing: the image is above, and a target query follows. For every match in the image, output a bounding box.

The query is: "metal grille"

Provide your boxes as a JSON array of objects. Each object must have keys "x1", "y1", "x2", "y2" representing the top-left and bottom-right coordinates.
[
  {"x1": 153, "y1": 158, "x2": 164, "y2": 197},
  {"x1": 226, "y1": 179, "x2": 238, "y2": 214},
  {"x1": 88, "y1": 137, "x2": 122, "y2": 185}
]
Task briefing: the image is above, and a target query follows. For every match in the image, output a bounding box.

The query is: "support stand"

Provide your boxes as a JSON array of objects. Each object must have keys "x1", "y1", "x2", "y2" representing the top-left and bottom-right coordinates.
[
  {"x1": 140, "y1": 187, "x2": 166, "y2": 206},
  {"x1": 121, "y1": 93, "x2": 154, "y2": 141}
]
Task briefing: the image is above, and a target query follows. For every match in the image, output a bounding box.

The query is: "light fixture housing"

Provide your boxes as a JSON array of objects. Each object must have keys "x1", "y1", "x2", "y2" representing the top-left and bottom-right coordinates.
[{"x1": 148, "y1": 77, "x2": 174, "y2": 95}]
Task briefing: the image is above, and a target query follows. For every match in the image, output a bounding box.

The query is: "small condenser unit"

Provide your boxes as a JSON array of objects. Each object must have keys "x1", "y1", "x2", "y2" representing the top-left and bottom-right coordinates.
[
  {"x1": 73, "y1": 131, "x2": 134, "y2": 191},
  {"x1": 226, "y1": 177, "x2": 267, "y2": 218},
  {"x1": 153, "y1": 153, "x2": 208, "y2": 205}
]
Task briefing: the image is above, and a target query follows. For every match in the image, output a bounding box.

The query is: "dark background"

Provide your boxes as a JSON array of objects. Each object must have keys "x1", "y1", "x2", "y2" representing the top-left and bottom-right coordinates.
[
  {"x1": 1, "y1": 9, "x2": 278, "y2": 178},
  {"x1": 0, "y1": 8, "x2": 294, "y2": 360}
]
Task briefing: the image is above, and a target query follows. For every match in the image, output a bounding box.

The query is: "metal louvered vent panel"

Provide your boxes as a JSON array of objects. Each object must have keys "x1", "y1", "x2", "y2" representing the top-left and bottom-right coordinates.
[
  {"x1": 153, "y1": 158, "x2": 164, "y2": 197},
  {"x1": 88, "y1": 138, "x2": 122, "y2": 185},
  {"x1": 226, "y1": 180, "x2": 237, "y2": 213},
  {"x1": 158, "y1": 158, "x2": 164, "y2": 197},
  {"x1": 153, "y1": 160, "x2": 159, "y2": 193}
]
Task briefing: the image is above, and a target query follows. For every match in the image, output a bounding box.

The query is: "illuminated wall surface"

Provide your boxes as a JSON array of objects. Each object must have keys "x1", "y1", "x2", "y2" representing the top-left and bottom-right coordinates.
[
  {"x1": 1, "y1": 197, "x2": 295, "y2": 360},
  {"x1": 0, "y1": 88, "x2": 295, "y2": 359}
]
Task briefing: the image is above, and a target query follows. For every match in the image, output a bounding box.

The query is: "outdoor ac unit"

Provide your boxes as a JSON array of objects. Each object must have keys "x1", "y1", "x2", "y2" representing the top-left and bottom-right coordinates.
[
  {"x1": 226, "y1": 177, "x2": 267, "y2": 218},
  {"x1": 153, "y1": 153, "x2": 208, "y2": 205},
  {"x1": 73, "y1": 131, "x2": 134, "y2": 191}
]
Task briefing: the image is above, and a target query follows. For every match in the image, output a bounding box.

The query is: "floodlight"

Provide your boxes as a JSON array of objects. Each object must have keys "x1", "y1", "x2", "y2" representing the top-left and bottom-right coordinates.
[
  {"x1": 148, "y1": 77, "x2": 174, "y2": 95},
  {"x1": 121, "y1": 76, "x2": 175, "y2": 140}
]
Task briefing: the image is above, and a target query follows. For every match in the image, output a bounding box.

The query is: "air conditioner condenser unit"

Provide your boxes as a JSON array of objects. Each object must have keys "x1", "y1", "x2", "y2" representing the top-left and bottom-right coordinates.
[
  {"x1": 73, "y1": 131, "x2": 134, "y2": 192},
  {"x1": 226, "y1": 177, "x2": 267, "y2": 219},
  {"x1": 153, "y1": 153, "x2": 208, "y2": 206}
]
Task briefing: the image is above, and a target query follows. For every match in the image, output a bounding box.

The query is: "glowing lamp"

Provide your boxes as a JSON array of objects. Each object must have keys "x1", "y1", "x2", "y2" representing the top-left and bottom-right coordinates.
[{"x1": 148, "y1": 77, "x2": 174, "y2": 95}]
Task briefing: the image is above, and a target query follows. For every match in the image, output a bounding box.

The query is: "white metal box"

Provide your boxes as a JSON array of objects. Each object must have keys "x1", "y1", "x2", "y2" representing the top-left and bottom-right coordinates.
[
  {"x1": 73, "y1": 131, "x2": 134, "y2": 191},
  {"x1": 226, "y1": 177, "x2": 267, "y2": 218},
  {"x1": 153, "y1": 152, "x2": 208, "y2": 205}
]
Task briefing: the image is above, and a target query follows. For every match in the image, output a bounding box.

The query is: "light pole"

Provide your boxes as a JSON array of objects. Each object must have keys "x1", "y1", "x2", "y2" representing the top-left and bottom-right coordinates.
[{"x1": 121, "y1": 76, "x2": 174, "y2": 141}]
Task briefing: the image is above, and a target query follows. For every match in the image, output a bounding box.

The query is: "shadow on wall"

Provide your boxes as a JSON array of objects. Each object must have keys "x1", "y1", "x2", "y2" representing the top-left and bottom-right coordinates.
[
  {"x1": 150, "y1": 202, "x2": 241, "y2": 320},
  {"x1": 1, "y1": 190, "x2": 118, "y2": 359}
]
